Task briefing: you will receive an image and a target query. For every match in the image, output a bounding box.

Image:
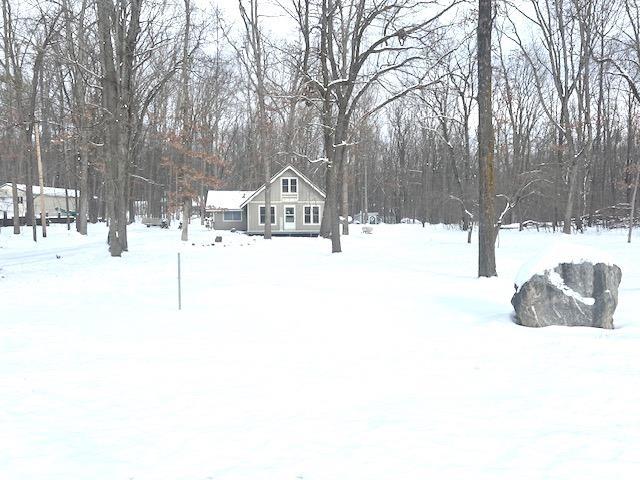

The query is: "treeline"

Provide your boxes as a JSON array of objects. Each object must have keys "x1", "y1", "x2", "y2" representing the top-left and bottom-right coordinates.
[{"x1": 1, "y1": 0, "x2": 639, "y2": 256}]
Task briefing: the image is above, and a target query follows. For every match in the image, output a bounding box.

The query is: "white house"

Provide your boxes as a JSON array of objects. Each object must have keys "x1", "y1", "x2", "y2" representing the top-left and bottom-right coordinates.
[{"x1": 0, "y1": 183, "x2": 78, "y2": 219}]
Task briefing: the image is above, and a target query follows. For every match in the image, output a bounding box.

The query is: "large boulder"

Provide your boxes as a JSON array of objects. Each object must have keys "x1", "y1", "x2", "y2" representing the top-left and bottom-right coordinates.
[{"x1": 512, "y1": 244, "x2": 622, "y2": 328}]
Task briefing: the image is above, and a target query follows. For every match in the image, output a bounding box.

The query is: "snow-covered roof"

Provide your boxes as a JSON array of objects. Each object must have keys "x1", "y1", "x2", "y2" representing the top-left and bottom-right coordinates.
[
  {"x1": 0, "y1": 183, "x2": 78, "y2": 197},
  {"x1": 206, "y1": 190, "x2": 253, "y2": 210}
]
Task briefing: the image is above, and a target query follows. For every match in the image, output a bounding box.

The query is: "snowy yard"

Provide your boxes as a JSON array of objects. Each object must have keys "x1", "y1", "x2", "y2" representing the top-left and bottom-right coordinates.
[{"x1": 1, "y1": 223, "x2": 639, "y2": 480}]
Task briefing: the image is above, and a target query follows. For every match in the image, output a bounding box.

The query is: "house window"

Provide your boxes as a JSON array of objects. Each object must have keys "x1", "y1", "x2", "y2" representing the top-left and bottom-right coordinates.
[
  {"x1": 259, "y1": 205, "x2": 276, "y2": 225},
  {"x1": 303, "y1": 205, "x2": 321, "y2": 224},
  {"x1": 281, "y1": 177, "x2": 298, "y2": 194},
  {"x1": 223, "y1": 211, "x2": 242, "y2": 222},
  {"x1": 18, "y1": 196, "x2": 24, "y2": 204}
]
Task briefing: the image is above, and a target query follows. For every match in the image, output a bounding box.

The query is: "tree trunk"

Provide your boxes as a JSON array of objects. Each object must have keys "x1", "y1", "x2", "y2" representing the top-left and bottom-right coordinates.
[
  {"x1": 264, "y1": 164, "x2": 272, "y2": 239},
  {"x1": 96, "y1": 0, "x2": 140, "y2": 256},
  {"x1": 11, "y1": 181, "x2": 20, "y2": 234},
  {"x1": 329, "y1": 160, "x2": 341, "y2": 253},
  {"x1": 562, "y1": 98, "x2": 579, "y2": 235},
  {"x1": 77, "y1": 143, "x2": 89, "y2": 234},
  {"x1": 320, "y1": 164, "x2": 332, "y2": 236},
  {"x1": 181, "y1": 200, "x2": 189, "y2": 241},
  {"x1": 628, "y1": 163, "x2": 640, "y2": 243},
  {"x1": 363, "y1": 155, "x2": 369, "y2": 224},
  {"x1": 34, "y1": 123, "x2": 47, "y2": 238},
  {"x1": 341, "y1": 157, "x2": 349, "y2": 235},
  {"x1": 477, "y1": 0, "x2": 497, "y2": 277}
]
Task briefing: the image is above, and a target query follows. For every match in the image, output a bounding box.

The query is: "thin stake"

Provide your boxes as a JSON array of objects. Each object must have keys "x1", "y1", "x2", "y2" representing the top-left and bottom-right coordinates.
[{"x1": 178, "y1": 252, "x2": 182, "y2": 310}]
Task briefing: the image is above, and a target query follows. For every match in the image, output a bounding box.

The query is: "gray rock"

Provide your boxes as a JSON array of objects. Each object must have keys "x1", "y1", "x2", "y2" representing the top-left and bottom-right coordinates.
[{"x1": 511, "y1": 262, "x2": 622, "y2": 329}]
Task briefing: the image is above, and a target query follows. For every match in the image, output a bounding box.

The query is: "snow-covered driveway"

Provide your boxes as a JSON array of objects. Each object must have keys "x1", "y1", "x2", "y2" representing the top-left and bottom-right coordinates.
[{"x1": 1, "y1": 224, "x2": 639, "y2": 480}]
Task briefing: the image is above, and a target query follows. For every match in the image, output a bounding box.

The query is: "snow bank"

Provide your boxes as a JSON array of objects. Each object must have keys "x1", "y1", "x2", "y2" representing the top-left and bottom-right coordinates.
[
  {"x1": 515, "y1": 238, "x2": 617, "y2": 288},
  {"x1": 2, "y1": 224, "x2": 640, "y2": 480}
]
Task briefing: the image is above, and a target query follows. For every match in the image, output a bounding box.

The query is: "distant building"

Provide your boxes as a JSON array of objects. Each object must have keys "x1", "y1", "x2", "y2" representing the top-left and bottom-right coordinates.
[
  {"x1": 353, "y1": 211, "x2": 382, "y2": 224},
  {"x1": 0, "y1": 183, "x2": 78, "y2": 219},
  {"x1": 206, "y1": 165, "x2": 325, "y2": 236}
]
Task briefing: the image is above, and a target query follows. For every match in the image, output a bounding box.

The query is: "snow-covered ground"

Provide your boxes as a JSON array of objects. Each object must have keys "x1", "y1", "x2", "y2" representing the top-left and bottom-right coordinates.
[{"x1": 1, "y1": 222, "x2": 639, "y2": 480}]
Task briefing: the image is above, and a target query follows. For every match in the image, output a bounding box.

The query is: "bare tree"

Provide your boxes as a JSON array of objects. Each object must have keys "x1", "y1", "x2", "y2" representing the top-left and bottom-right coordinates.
[
  {"x1": 239, "y1": 0, "x2": 272, "y2": 239},
  {"x1": 509, "y1": 0, "x2": 593, "y2": 234},
  {"x1": 61, "y1": 0, "x2": 92, "y2": 235},
  {"x1": 2, "y1": 0, "x2": 59, "y2": 240},
  {"x1": 293, "y1": 0, "x2": 462, "y2": 253}
]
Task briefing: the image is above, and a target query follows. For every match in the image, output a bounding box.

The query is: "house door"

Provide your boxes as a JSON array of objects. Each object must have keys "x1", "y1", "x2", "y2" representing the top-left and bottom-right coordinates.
[{"x1": 284, "y1": 205, "x2": 296, "y2": 230}]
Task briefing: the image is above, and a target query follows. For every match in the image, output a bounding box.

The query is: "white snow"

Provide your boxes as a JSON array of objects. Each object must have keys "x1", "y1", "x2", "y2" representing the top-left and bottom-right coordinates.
[
  {"x1": 514, "y1": 238, "x2": 618, "y2": 288},
  {"x1": 1, "y1": 224, "x2": 640, "y2": 480},
  {"x1": 547, "y1": 270, "x2": 595, "y2": 305},
  {"x1": 206, "y1": 190, "x2": 254, "y2": 210}
]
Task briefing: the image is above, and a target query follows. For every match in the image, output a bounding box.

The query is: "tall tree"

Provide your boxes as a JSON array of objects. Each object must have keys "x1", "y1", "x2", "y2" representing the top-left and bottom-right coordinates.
[
  {"x1": 477, "y1": 0, "x2": 497, "y2": 276},
  {"x1": 239, "y1": 0, "x2": 272, "y2": 239},
  {"x1": 96, "y1": 0, "x2": 141, "y2": 256}
]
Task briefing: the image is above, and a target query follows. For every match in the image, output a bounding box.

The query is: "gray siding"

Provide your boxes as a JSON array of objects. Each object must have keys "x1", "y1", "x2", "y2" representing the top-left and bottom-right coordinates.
[
  {"x1": 213, "y1": 210, "x2": 247, "y2": 231},
  {"x1": 246, "y1": 169, "x2": 324, "y2": 234}
]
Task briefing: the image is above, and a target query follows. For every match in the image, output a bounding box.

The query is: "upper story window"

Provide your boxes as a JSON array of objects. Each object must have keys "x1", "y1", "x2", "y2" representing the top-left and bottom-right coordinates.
[{"x1": 281, "y1": 177, "x2": 298, "y2": 194}]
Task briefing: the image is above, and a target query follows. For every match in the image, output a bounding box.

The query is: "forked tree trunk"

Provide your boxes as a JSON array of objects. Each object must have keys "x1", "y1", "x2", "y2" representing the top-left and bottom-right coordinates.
[{"x1": 96, "y1": 0, "x2": 140, "y2": 256}]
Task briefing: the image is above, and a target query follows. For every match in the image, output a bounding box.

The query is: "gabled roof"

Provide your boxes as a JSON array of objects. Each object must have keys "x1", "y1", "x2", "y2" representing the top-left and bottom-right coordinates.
[
  {"x1": 206, "y1": 190, "x2": 253, "y2": 210},
  {"x1": 239, "y1": 165, "x2": 325, "y2": 208},
  {"x1": 0, "y1": 183, "x2": 78, "y2": 197}
]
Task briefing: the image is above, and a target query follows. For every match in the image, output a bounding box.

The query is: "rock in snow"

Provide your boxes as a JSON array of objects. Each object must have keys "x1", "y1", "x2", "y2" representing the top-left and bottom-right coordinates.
[
  {"x1": 512, "y1": 242, "x2": 622, "y2": 328},
  {"x1": 512, "y1": 262, "x2": 622, "y2": 329}
]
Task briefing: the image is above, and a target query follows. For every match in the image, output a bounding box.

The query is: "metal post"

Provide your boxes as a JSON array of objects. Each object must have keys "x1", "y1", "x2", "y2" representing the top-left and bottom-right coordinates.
[{"x1": 178, "y1": 252, "x2": 182, "y2": 310}]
